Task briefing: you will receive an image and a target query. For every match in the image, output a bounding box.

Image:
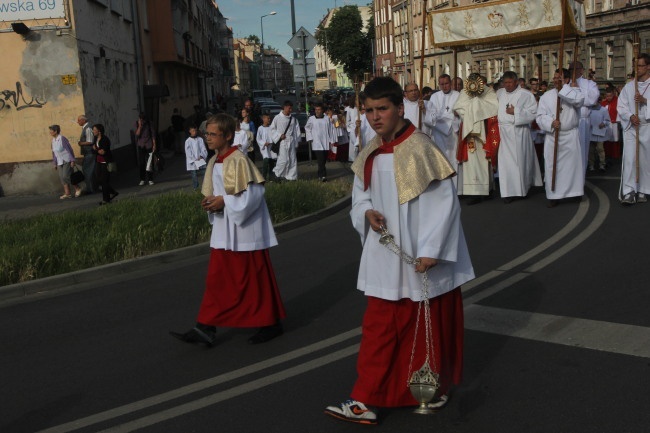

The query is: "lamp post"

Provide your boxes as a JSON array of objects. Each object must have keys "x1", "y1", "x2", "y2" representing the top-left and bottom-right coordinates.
[{"x1": 260, "y1": 11, "x2": 277, "y2": 90}]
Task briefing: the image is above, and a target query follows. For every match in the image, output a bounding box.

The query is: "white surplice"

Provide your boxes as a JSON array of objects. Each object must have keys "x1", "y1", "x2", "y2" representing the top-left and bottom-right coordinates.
[
  {"x1": 345, "y1": 106, "x2": 360, "y2": 161},
  {"x1": 208, "y1": 163, "x2": 277, "y2": 251},
  {"x1": 403, "y1": 98, "x2": 425, "y2": 132},
  {"x1": 574, "y1": 77, "x2": 600, "y2": 173},
  {"x1": 256, "y1": 125, "x2": 276, "y2": 160},
  {"x1": 424, "y1": 90, "x2": 461, "y2": 168},
  {"x1": 184, "y1": 136, "x2": 208, "y2": 170},
  {"x1": 536, "y1": 85, "x2": 585, "y2": 200},
  {"x1": 270, "y1": 112, "x2": 301, "y2": 180},
  {"x1": 305, "y1": 115, "x2": 336, "y2": 151},
  {"x1": 350, "y1": 153, "x2": 474, "y2": 302},
  {"x1": 496, "y1": 87, "x2": 542, "y2": 198},
  {"x1": 617, "y1": 77, "x2": 650, "y2": 196}
]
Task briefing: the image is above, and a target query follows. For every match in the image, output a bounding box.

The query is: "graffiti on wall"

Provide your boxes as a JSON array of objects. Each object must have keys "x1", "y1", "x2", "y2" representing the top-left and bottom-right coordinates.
[{"x1": 0, "y1": 81, "x2": 47, "y2": 111}]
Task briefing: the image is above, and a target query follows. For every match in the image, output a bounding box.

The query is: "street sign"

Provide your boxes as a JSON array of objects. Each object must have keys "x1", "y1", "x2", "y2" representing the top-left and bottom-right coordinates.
[
  {"x1": 287, "y1": 26, "x2": 317, "y2": 55},
  {"x1": 292, "y1": 58, "x2": 316, "y2": 82}
]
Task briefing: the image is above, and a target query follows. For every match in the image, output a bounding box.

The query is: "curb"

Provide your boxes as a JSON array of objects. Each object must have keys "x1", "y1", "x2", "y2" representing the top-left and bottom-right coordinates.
[{"x1": 0, "y1": 194, "x2": 352, "y2": 303}]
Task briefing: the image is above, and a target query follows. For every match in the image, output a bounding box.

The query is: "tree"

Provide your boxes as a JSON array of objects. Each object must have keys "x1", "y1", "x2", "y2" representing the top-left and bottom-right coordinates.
[
  {"x1": 246, "y1": 34, "x2": 260, "y2": 45},
  {"x1": 315, "y1": 5, "x2": 373, "y2": 83}
]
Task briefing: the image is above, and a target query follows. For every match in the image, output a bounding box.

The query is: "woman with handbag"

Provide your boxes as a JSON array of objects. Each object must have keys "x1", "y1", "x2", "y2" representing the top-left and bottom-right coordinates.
[
  {"x1": 50, "y1": 125, "x2": 82, "y2": 199},
  {"x1": 92, "y1": 124, "x2": 119, "y2": 205}
]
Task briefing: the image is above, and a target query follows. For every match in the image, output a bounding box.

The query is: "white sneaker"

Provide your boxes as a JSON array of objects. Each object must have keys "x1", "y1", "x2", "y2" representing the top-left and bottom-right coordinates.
[
  {"x1": 324, "y1": 399, "x2": 377, "y2": 425},
  {"x1": 138, "y1": 181, "x2": 145, "y2": 186},
  {"x1": 637, "y1": 193, "x2": 647, "y2": 203},
  {"x1": 427, "y1": 394, "x2": 449, "y2": 410},
  {"x1": 148, "y1": 180, "x2": 155, "y2": 185}
]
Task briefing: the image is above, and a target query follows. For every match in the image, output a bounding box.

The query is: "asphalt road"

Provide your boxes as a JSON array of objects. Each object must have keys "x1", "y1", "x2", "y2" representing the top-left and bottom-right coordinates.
[{"x1": 1, "y1": 169, "x2": 650, "y2": 433}]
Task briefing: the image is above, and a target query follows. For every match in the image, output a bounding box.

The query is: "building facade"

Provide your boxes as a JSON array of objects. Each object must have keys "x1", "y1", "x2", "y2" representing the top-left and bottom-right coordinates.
[
  {"x1": 373, "y1": 0, "x2": 649, "y2": 91},
  {"x1": 0, "y1": 0, "x2": 235, "y2": 197}
]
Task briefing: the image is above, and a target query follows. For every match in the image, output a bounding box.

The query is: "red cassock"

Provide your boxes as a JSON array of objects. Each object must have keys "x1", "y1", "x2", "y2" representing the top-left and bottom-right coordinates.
[
  {"x1": 197, "y1": 248, "x2": 286, "y2": 328},
  {"x1": 350, "y1": 288, "x2": 464, "y2": 407}
]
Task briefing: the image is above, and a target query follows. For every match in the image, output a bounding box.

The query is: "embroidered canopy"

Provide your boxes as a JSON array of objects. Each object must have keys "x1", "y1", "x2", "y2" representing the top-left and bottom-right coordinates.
[{"x1": 428, "y1": 0, "x2": 586, "y2": 49}]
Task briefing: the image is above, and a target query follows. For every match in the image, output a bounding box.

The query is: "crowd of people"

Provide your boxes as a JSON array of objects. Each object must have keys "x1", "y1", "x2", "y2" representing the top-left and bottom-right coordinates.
[
  {"x1": 43, "y1": 51, "x2": 648, "y2": 425},
  {"x1": 397, "y1": 57, "x2": 648, "y2": 208},
  {"x1": 49, "y1": 115, "x2": 119, "y2": 206}
]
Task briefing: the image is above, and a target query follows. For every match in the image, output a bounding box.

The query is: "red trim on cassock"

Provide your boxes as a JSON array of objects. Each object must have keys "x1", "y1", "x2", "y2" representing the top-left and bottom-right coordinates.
[
  {"x1": 363, "y1": 123, "x2": 416, "y2": 190},
  {"x1": 456, "y1": 117, "x2": 500, "y2": 167},
  {"x1": 216, "y1": 147, "x2": 239, "y2": 163},
  {"x1": 350, "y1": 288, "x2": 464, "y2": 407},
  {"x1": 197, "y1": 248, "x2": 286, "y2": 328}
]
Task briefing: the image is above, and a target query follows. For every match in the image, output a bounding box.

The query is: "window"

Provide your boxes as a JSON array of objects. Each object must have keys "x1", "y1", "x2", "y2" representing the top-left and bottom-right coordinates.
[
  {"x1": 94, "y1": 57, "x2": 102, "y2": 78},
  {"x1": 105, "y1": 59, "x2": 112, "y2": 79},
  {"x1": 588, "y1": 44, "x2": 596, "y2": 73},
  {"x1": 606, "y1": 41, "x2": 614, "y2": 80}
]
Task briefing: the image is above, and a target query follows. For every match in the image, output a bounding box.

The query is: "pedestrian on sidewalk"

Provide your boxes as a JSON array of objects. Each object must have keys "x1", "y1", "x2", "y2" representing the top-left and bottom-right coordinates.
[
  {"x1": 324, "y1": 77, "x2": 474, "y2": 425},
  {"x1": 184, "y1": 125, "x2": 207, "y2": 190},
  {"x1": 76, "y1": 115, "x2": 96, "y2": 194},
  {"x1": 92, "y1": 124, "x2": 118, "y2": 205},
  {"x1": 134, "y1": 113, "x2": 157, "y2": 186},
  {"x1": 50, "y1": 124, "x2": 82, "y2": 200},
  {"x1": 170, "y1": 113, "x2": 286, "y2": 347}
]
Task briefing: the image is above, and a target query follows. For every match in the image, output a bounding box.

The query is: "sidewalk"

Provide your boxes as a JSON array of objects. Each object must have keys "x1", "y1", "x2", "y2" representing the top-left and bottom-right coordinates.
[{"x1": 0, "y1": 152, "x2": 354, "y2": 221}]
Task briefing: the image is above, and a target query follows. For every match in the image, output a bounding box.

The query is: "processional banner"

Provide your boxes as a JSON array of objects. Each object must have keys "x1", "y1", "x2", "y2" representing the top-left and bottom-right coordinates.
[{"x1": 428, "y1": 0, "x2": 586, "y2": 48}]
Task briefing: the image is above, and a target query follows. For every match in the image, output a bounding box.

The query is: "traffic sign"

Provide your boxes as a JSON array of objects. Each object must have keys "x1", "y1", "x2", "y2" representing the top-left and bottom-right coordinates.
[
  {"x1": 293, "y1": 58, "x2": 316, "y2": 82},
  {"x1": 287, "y1": 26, "x2": 317, "y2": 54}
]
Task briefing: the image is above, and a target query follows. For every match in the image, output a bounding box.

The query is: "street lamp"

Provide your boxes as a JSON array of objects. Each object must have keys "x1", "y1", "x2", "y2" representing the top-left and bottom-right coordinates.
[{"x1": 260, "y1": 11, "x2": 277, "y2": 90}]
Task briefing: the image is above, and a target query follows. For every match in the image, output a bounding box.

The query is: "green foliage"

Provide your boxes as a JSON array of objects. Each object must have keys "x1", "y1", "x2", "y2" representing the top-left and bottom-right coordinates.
[
  {"x1": 0, "y1": 180, "x2": 351, "y2": 286},
  {"x1": 316, "y1": 5, "x2": 373, "y2": 81},
  {"x1": 246, "y1": 34, "x2": 260, "y2": 44}
]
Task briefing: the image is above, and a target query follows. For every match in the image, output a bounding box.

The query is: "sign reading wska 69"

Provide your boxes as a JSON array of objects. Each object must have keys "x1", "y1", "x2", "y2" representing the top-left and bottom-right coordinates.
[{"x1": 0, "y1": 0, "x2": 66, "y2": 22}]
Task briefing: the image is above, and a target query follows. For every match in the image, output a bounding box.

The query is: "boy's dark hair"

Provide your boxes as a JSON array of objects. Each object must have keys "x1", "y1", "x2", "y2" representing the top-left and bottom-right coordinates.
[
  {"x1": 206, "y1": 113, "x2": 236, "y2": 144},
  {"x1": 282, "y1": 100, "x2": 293, "y2": 108},
  {"x1": 362, "y1": 77, "x2": 403, "y2": 107}
]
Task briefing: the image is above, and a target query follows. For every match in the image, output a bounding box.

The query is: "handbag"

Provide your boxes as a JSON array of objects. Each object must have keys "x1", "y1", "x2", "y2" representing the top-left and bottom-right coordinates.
[
  {"x1": 70, "y1": 166, "x2": 85, "y2": 185},
  {"x1": 107, "y1": 162, "x2": 118, "y2": 173},
  {"x1": 271, "y1": 116, "x2": 293, "y2": 154}
]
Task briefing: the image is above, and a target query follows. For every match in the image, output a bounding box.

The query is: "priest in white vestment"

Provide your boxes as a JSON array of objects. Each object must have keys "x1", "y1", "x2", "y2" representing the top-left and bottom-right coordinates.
[
  {"x1": 453, "y1": 74, "x2": 499, "y2": 203},
  {"x1": 423, "y1": 74, "x2": 461, "y2": 176},
  {"x1": 496, "y1": 71, "x2": 542, "y2": 202},
  {"x1": 536, "y1": 69, "x2": 585, "y2": 207},
  {"x1": 568, "y1": 62, "x2": 600, "y2": 174},
  {"x1": 403, "y1": 82, "x2": 428, "y2": 134},
  {"x1": 271, "y1": 101, "x2": 301, "y2": 180},
  {"x1": 617, "y1": 53, "x2": 650, "y2": 205}
]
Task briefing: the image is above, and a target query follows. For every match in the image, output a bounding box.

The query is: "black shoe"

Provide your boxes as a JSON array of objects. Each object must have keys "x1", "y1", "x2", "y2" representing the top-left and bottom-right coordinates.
[
  {"x1": 99, "y1": 201, "x2": 110, "y2": 206},
  {"x1": 467, "y1": 197, "x2": 482, "y2": 206},
  {"x1": 110, "y1": 192, "x2": 119, "y2": 201},
  {"x1": 503, "y1": 197, "x2": 513, "y2": 204},
  {"x1": 547, "y1": 199, "x2": 558, "y2": 208},
  {"x1": 170, "y1": 326, "x2": 217, "y2": 347},
  {"x1": 248, "y1": 323, "x2": 283, "y2": 344}
]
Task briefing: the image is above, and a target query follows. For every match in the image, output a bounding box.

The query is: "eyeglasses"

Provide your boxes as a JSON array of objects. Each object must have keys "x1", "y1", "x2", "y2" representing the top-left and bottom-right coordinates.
[
  {"x1": 205, "y1": 132, "x2": 224, "y2": 138},
  {"x1": 638, "y1": 63, "x2": 648, "y2": 67}
]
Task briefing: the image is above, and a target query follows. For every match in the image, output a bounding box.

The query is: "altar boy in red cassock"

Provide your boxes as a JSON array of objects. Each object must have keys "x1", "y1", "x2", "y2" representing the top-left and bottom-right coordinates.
[
  {"x1": 170, "y1": 113, "x2": 286, "y2": 347},
  {"x1": 324, "y1": 77, "x2": 474, "y2": 425}
]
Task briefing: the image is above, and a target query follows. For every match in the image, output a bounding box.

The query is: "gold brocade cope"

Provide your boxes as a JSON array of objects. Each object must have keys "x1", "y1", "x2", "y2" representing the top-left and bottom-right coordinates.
[
  {"x1": 201, "y1": 150, "x2": 265, "y2": 197},
  {"x1": 351, "y1": 130, "x2": 456, "y2": 205}
]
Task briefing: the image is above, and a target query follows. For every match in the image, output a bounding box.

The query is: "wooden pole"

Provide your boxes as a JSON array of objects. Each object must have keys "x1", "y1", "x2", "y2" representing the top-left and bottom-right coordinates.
[
  {"x1": 633, "y1": 32, "x2": 640, "y2": 184},
  {"x1": 552, "y1": 0, "x2": 568, "y2": 193},
  {"x1": 418, "y1": 1, "x2": 428, "y2": 129},
  {"x1": 355, "y1": 78, "x2": 362, "y2": 150}
]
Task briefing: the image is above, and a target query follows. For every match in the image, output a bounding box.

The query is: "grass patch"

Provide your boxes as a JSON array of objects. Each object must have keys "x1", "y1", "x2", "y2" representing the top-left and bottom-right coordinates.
[{"x1": 0, "y1": 178, "x2": 351, "y2": 286}]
